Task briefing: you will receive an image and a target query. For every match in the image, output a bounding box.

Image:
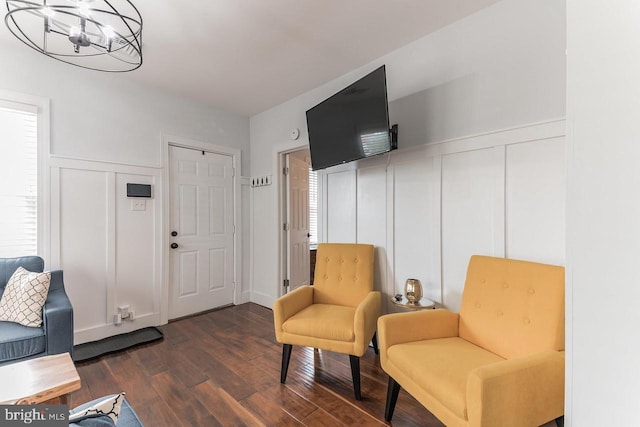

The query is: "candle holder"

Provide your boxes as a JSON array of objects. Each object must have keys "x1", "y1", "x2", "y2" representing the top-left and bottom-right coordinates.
[{"x1": 404, "y1": 278, "x2": 423, "y2": 304}]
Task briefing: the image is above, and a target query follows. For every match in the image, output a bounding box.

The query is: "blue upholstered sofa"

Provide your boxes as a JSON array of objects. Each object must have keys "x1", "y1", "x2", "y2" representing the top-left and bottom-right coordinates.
[
  {"x1": 70, "y1": 395, "x2": 144, "y2": 427},
  {"x1": 0, "y1": 256, "x2": 74, "y2": 365}
]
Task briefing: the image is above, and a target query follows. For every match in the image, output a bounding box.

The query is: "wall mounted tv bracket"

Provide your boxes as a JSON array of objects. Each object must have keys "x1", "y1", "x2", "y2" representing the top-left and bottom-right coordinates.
[{"x1": 389, "y1": 124, "x2": 399, "y2": 150}]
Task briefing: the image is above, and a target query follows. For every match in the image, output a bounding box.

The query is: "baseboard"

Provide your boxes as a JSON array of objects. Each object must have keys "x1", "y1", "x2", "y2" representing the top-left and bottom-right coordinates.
[
  {"x1": 73, "y1": 312, "x2": 161, "y2": 345},
  {"x1": 250, "y1": 291, "x2": 275, "y2": 309}
]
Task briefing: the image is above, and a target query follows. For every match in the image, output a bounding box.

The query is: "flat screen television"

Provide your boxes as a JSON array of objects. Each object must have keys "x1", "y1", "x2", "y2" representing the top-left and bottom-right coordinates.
[{"x1": 306, "y1": 65, "x2": 397, "y2": 171}]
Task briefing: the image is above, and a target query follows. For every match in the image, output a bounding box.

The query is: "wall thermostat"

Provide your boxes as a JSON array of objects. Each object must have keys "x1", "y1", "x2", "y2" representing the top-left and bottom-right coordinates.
[
  {"x1": 290, "y1": 128, "x2": 300, "y2": 140},
  {"x1": 127, "y1": 183, "x2": 152, "y2": 198}
]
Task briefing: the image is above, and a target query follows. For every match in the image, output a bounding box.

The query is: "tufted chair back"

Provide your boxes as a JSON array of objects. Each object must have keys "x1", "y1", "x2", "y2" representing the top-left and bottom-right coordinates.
[
  {"x1": 312, "y1": 243, "x2": 374, "y2": 307},
  {"x1": 459, "y1": 255, "x2": 565, "y2": 359}
]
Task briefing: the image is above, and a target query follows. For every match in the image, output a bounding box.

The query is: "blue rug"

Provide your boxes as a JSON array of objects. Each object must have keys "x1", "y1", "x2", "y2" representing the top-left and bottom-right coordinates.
[{"x1": 73, "y1": 326, "x2": 163, "y2": 362}]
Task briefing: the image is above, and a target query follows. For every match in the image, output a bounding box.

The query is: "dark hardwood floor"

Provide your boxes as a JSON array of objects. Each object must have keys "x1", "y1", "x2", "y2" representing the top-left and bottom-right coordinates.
[{"x1": 70, "y1": 303, "x2": 442, "y2": 426}]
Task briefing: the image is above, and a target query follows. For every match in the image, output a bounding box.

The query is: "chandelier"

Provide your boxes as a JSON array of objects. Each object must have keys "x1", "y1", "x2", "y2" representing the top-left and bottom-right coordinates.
[{"x1": 4, "y1": 0, "x2": 143, "y2": 72}]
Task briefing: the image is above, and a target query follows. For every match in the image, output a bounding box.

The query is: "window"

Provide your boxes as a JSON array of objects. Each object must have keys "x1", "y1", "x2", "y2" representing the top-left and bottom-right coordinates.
[
  {"x1": 0, "y1": 102, "x2": 39, "y2": 257},
  {"x1": 308, "y1": 167, "x2": 318, "y2": 245}
]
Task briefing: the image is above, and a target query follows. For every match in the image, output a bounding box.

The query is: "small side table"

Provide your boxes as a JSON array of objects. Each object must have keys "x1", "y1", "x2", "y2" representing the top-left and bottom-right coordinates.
[
  {"x1": 0, "y1": 352, "x2": 81, "y2": 405},
  {"x1": 390, "y1": 295, "x2": 437, "y2": 310}
]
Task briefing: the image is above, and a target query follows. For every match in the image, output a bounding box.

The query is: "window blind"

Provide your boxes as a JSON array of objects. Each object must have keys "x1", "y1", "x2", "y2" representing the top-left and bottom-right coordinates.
[
  {"x1": 0, "y1": 105, "x2": 38, "y2": 257},
  {"x1": 308, "y1": 168, "x2": 318, "y2": 245}
]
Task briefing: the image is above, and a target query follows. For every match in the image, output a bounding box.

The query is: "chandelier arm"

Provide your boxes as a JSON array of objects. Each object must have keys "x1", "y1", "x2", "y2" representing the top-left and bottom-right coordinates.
[
  {"x1": 103, "y1": 0, "x2": 142, "y2": 53},
  {"x1": 4, "y1": 0, "x2": 143, "y2": 72},
  {"x1": 88, "y1": 42, "x2": 139, "y2": 65}
]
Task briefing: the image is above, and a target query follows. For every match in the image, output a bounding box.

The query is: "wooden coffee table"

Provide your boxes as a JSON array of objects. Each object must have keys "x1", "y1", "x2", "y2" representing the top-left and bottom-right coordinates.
[{"x1": 0, "y1": 352, "x2": 80, "y2": 405}]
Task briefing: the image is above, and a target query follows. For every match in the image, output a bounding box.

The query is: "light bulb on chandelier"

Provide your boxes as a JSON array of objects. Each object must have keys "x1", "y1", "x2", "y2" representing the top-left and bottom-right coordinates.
[{"x1": 3, "y1": 0, "x2": 143, "y2": 72}]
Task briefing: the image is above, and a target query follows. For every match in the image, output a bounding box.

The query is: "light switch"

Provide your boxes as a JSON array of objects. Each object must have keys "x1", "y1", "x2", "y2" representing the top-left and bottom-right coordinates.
[{"x1": 131, "y1": 199, "x2": 146, "y2": 211}]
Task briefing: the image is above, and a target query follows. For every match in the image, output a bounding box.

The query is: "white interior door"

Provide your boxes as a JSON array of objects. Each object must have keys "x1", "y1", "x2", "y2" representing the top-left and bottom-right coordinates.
[
  {"x1": 287, "y1": 152, "x2": 310, "y2": 291},
  {"x1": 169, "y1": 145, "x2": 234, "y2": 319}
]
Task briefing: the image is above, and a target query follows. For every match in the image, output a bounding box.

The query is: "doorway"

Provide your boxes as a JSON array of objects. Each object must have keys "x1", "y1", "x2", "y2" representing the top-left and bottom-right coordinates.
[
  {"x1": 168, "y1": 145, "x2": 235, "y2": 319},
  {"x1": 282, "y1": 149, "x2": 317, "y2": 294}
]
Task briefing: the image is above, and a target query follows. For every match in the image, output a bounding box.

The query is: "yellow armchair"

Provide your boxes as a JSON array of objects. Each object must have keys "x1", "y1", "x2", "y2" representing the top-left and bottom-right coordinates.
[
  {"x1": 273, "y1": 243, "x2": 381, "y2": 400},
  {"x1": 378, "y1": 255, "x2": 565, "y2": 427}
]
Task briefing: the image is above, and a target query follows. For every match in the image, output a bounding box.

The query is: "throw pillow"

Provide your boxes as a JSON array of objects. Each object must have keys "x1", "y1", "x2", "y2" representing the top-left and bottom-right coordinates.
[
  {"x1": 69, "y1": 393, "x2": 126, "y2": 425},
  {"x1": 0, "y1": 267, "x2": 51, "y2": 327}
]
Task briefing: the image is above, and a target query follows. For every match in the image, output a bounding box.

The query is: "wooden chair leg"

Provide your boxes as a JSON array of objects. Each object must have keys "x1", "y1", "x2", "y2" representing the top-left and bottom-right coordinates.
[
  {"x1": 349, "y1": 355, "x2": 362, "y2": 400},
  {"x1": 385, "y1": 376, "x2": 401, "y2": 422},
  {"x1": 371, "y1": 331, "x2": 379, "y2": 355},
  {"x1": 280, "y1": 344, "x2": 293, "y2": 383},
  {"x1": 555, "y1": 416, "x2": 564, "y2": 427}
]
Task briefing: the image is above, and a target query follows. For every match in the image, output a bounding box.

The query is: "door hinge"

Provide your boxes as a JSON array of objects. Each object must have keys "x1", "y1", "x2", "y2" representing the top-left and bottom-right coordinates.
[
  {"x1": 232, "y1": 167, "x2": 236, "y2": 177},
  {"x1": 232, "y1": 281, "x2": 236, "y2": 290},
  {"x1": 283, "y1": 279, "x2": 290, "y2": 290},
  {"x1": 283, "y1": 223, "x2": 289, "y2": 231},
  {"x1": 233, "y1": 224, "x2": 236, "y2": 234},
  {"x1": 283, "y1": 167, "x2": 289, "y2": 176}
]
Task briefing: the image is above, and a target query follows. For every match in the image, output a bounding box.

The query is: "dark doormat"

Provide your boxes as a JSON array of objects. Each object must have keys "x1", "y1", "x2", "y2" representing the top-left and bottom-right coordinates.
[{"x1": 73, "y1": 326, "x2": 164, "y2": 363}]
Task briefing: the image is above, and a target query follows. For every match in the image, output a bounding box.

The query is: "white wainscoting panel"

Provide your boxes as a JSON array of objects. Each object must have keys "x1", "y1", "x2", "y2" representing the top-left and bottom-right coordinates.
[
  {"x1": 325, "y1": 170, "x2": 357, "y2": 243},
  {"x1": 356, "y1": 165, "x2": 387, "y2": 293},
  {"x1": 441, "y1": 148, "x2": 501, "y2": 311},
  {"x1": 51, "y1": 157, "x2": 162, "y2": 344},
  {"x1": 319, "y1": 119, "x2": 566, "y2": 314},
  {"x1": 58, "y1": 168, "x2": 109, "y2": 331},
  {"x1": 115, "y1": 173, "x2": 160, "y2": 318},
  {"x1": 393, "y1": 158, "x2": 442, "y2": 306},
  {"x1": 506, "y1": 137, "x2": 566, "y2": 265}
]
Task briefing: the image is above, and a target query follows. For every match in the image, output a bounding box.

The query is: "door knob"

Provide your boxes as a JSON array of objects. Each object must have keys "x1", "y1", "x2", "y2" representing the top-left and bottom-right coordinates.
[
  {"x1": 170, "y1": 243, "x2": 179, "y2": 249},
  {"x1": 171, "y1": 231, "x2": 178, "y2": 236}
]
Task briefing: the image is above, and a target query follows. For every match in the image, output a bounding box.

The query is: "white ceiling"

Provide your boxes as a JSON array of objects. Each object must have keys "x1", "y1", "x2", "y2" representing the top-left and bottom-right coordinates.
[{"x1": 1, "y1": 0, "x2": 501, "y2": 116}]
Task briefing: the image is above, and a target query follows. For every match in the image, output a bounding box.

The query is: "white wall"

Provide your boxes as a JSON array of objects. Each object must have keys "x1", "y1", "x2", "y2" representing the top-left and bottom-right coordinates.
[
  {"x1": 249, "y1": 0, "x2": 566, "y2": 308},
  {"x1": 566, "y1": 1, "x2": 640, "y2": 424},
  {"x1": 0, "y1": 41, "x2": 250, "y2": 343},
  {"x1": 0, "y1": 41, "x2": 250, "y2": 172}
]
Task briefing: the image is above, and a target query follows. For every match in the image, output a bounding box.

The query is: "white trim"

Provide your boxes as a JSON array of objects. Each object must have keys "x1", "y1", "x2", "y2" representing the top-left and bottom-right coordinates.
[
  {"x1": 384, "y1": 163, "x2": 395, "y2": 314},
  {"x1": 49, "y1": 154, "x2": 162, "y2": 170},
  {"x1": 272, "y1": 140, "x2": 309, "y2": 300},
  {"x1": 0, "y1": 90, "x2": 51, "y2": 267},
  {"x1": 49, "y1": 167, "x2": 61, "y2": 268},
  {"x1": 74, "y1": 312, "x2": 161, "y2": 345},
  {"x1": 493, "y1": 145, "x2": 506, "y2": 257},
  {"x1": 106, "y1": 172, "x2": 117, "y2": 325},
  {"x1": 162, "y1": 134, "x2": 242, "y2": 321},
  {"x1": 239, "y1": 176, "x2": 251, "y2": 304},
  {"x1": 432, "y1": 156, "x2": 443, "y2": 305},
  {"x1": 49, "y1": 156, "x2": 162, "y2": 174}
]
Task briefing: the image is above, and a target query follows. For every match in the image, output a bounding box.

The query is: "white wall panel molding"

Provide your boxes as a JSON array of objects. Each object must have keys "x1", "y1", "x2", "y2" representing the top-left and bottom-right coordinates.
[
  {"x1": 325, "y1": 170, "x2": 357, "y2": 243},
  {"x1": 50, "y1": 154, "x2": 162, "y2": 170},
  {"x1": 384, "y1": 164, "x2": 395, "y2": 314},
  {"x1": 320, "y1": 118, "x2": 566, "y2": 313},
  {"x1": 505, "y1": 137, "x2": 566, "y2": 265},
  {"x1": 389, "y1": 118, "x2": 566, "y2": 164},
  {"x1": 106, "y1": 172, "x2": 117, "y2": 329},
  {"x1": 492, "y1": 145, "x2": 507, "y2": 258},
  {"x1": 50, "y1": 155, "x2": 162, "y2": 174},
  {"x1": 240, "y1": 177, "x2": 251, "y2": 304},
  {"x1": 356, "y1": 166, "x2": 388, "y2": 294},
  {"x1": 50, "y1": 156, "x2": 163, "y2": 344}
]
